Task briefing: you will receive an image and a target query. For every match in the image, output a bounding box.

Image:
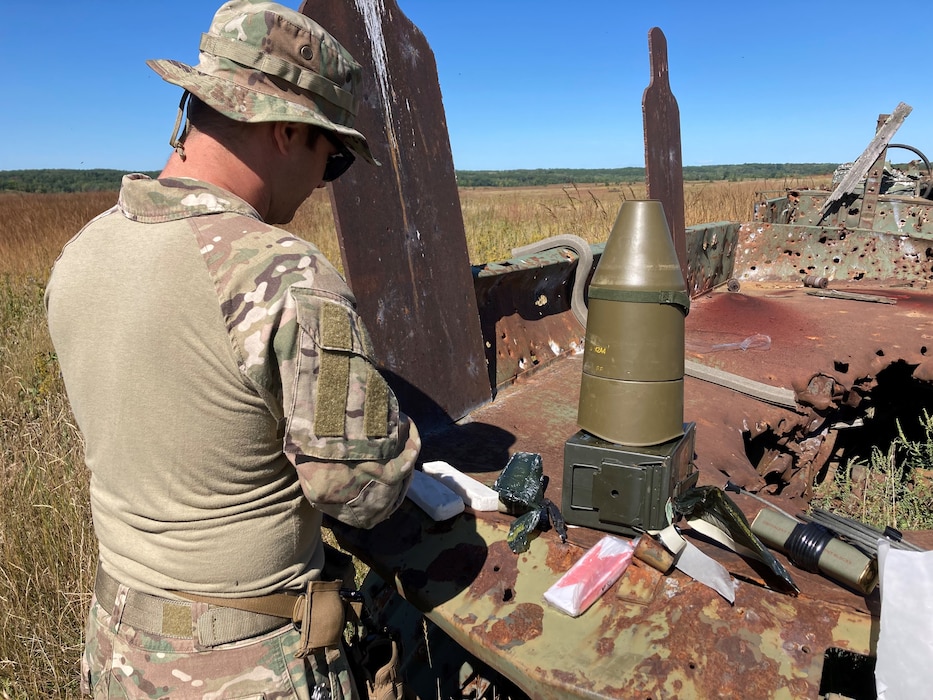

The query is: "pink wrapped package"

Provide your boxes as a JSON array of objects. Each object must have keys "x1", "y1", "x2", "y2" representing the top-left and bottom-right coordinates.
[{"x1": 543, "y1": 535, "x2": 635, "y2": 617}]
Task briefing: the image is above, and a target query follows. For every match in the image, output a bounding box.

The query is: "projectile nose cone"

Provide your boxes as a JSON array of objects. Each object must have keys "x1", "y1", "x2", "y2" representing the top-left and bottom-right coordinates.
[{"x1": 591, "y1": 200, "x2": 686, "y2": 293}]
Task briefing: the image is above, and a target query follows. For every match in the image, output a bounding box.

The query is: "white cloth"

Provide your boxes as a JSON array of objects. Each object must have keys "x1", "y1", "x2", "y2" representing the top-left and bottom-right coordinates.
[{"x1": 876, "y1": 540, "x2": 933, "y2": 699}]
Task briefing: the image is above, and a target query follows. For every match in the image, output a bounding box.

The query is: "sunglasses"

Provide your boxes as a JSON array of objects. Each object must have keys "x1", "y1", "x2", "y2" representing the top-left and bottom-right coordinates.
[{"x1": 321, "y1": 131, "x2": 356, "y2": 182}]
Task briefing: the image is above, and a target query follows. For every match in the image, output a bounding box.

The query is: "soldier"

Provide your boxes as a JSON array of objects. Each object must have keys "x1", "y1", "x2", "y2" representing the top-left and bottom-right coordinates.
[{"x1": 44, "y1": 1, "x2": 419, "y2": 697}]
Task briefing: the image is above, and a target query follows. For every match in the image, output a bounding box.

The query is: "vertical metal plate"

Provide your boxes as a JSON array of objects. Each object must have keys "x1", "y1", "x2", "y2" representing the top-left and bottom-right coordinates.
[
  {"x1": 299, "y1": 0, "x2": 491, "y2": 430},
  {"x1": 642, "y1": 27, "x2": 687, "y2": 283},
  {"x1": 858, "y1": 114, "x2": 890, "y2": 230}
]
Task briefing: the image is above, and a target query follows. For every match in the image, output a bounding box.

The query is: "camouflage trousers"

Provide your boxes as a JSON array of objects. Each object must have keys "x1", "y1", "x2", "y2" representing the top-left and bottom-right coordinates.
[{"x1": 81, "y1": 593, "x2": 358, "y2": 699}]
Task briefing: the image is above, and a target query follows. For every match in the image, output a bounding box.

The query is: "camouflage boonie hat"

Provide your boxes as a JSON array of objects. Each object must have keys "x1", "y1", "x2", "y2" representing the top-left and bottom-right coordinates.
[{"x1": 147, "y1": 0, "x2": 376, "y2": 164}]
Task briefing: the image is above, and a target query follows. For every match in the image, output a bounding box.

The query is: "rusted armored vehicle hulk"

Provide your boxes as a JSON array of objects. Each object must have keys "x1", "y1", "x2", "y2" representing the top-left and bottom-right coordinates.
[{"x1": 302, "y1": 2, "x2": 933, "y2": 698}]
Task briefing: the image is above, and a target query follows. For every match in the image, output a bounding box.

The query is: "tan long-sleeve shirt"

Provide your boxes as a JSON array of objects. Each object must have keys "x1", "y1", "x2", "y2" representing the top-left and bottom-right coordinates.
[{"x1": 46, "y1": 175, "x2": 418, "y2": 598}]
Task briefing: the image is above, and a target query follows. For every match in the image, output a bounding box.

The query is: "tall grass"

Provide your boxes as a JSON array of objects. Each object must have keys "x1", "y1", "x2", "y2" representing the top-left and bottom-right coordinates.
[
  {"x1": 459, "y1": 177, "x2": 825, "y2": 263},
  {"x1": 810, "y1": 412, "x2": 933, "y2": 530},
  {"x1": 0, "y1": 276, "x2": 92, "y2": 698},
  {"x1": 1, "y1": 193, "x2": 118, "y2": 698},
  {"x1": 0, "y1": 178, "x2": 825, "y2": 698}
]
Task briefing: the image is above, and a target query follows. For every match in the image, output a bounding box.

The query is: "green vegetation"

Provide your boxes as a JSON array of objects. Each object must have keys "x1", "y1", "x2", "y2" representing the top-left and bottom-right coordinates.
[
  {"x1": 0, "y1": 164, "x2": 840, "y2": 193},
  {"x1": 0, "y1": 275, "x2": 91, "y2": 699},
  {"x1": 0, "y1": 169, "x2": 160, "y2": 193},
  {"x1": 811, "y1": 411, "x2": 933, "y2": 530},
  {"x1": 456, "y1": 163, "x2": 839, "y2": 187}
]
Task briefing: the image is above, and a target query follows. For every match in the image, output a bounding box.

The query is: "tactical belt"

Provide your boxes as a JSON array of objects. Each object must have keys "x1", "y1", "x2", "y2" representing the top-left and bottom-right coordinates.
[{"x1": 94, "y1": 565, "x2": 347, "y2": 654}]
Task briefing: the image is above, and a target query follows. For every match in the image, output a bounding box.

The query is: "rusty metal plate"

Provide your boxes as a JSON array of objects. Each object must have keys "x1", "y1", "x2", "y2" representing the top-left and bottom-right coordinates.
[
  {"x1": 642, "y1": 27, "x2": 687, "y2": 282},
  {"x1": 684, "y1": 221, "x2": 741, "y2": 297},
  {"x1": 335, "y1": 499, "x2": 872, "y2": 699},
  {"x1": 474, "y1": 246, "x2": 591, "y2": 389},
  {"x1": 298, "y1": 0, "x2": 490, "y2": 429},
  {"x1": 332, "y1": 308, "x2": 909, "y2": 696},
  {"x1": 758, "y1": 189, "x2": 933, "y2": 239},
  {"x1": 331, "y1": 240, "x2": 933, "y2": 696}
]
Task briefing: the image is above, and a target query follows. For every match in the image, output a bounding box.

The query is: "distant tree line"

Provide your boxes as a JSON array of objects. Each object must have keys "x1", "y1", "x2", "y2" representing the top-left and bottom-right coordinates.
[
  {"x1": 0, "y1": 163, "x2": 841, "y2": 193},
  {"x1": 455, "y1": 163, "x2": 840, "y2": 187},
  {"x1": 0, "y1": 169, "x2": 160, "y2": 193}
]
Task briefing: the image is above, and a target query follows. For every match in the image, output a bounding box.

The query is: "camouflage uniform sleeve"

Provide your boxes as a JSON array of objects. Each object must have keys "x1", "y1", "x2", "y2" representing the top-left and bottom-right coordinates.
[
  {"x1": 193, "y1": 213, "x2": 417, "y2": 530},
  {"x1": 274, "y1": 285, "x2": 418, "y2": 529}
]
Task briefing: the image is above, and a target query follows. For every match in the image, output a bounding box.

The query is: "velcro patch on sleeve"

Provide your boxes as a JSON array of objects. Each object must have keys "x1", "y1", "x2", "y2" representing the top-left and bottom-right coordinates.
[
  {"x1": 364, "y1": 366, "x2": 389, "y2": 438},
  {"x1": 290, "y1": 288, "x2": 399, "y2": 460},
  {"x1": 319, "y1": 302, "x2": 353, "y2": 351},
  {"x1": 314, "y1": 303, "x2": 352, "y2": 438}
]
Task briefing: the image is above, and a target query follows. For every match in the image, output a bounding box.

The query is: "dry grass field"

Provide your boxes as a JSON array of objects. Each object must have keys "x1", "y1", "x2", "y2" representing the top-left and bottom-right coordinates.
[{"x1": 0, "y1": 177, "x2": 827, "y2": 698}]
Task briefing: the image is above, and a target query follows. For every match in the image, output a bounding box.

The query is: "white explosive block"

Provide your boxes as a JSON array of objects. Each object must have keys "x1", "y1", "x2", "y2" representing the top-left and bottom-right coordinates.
[
  {"x1": 422, "y1": 460, "x2": 500, "y2": 511},
  {"x1": 407, "y1": 469, "x2": 465, "y2": 521}
]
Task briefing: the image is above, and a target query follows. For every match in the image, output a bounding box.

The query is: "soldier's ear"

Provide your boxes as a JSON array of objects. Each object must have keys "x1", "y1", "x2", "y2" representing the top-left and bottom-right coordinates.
[{"x1": 271, "y1": 122, "x2": 303, "y2": 156}]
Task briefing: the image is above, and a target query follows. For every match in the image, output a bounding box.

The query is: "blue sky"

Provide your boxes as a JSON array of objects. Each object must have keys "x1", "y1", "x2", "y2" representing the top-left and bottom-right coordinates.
[{"x1": 2, "y1": 1, "x2": 929, "y2": 172}]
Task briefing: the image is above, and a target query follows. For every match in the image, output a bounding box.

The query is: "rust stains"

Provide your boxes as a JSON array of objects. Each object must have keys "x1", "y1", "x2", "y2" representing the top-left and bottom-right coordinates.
[
  {"x1": 470, "y1": 602, "x2": 544, "y2": 651},
  {"x1": 544, "y1": 538, "x2": 580, "y2": 573}
]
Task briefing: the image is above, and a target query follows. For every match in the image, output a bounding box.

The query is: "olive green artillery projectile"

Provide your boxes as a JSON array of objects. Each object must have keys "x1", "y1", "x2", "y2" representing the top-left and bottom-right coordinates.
[
  {"x1": 577, "y1": 199, "x2": 690, "y2": 447},
  {"x1": 563, "y1": 200, "x2": 698, "y2": 536}
]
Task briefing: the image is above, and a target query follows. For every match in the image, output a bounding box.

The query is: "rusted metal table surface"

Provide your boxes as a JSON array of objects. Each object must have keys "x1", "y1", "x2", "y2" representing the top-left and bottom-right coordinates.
[
  {"x1": 335, "y1": 279, "x2": 933, "y2": 698},
  {"x1": 685, "y1": 280, "x2": 933, "y2": 392},
  {"x1": 683, "y1": 280, "x2": 933, "y2": 502}
]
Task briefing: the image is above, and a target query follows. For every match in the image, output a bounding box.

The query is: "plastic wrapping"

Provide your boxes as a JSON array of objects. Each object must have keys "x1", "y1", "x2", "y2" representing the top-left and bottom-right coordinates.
[
  {"x1": 876, "y1": 540, "x2": 933, "y2": 699},
  {"x1": 494, "y1": 452, "x2": 545, "y2": 509},
  {"x1": 494, "y1": 452, "x2": 566, "y2": 552},
  {"x1": 675, "y1": 486, "x2": 798, "y2": 594},
  {"x1": 543, "y1": 535, "x2": 635, "y2": 617}
]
